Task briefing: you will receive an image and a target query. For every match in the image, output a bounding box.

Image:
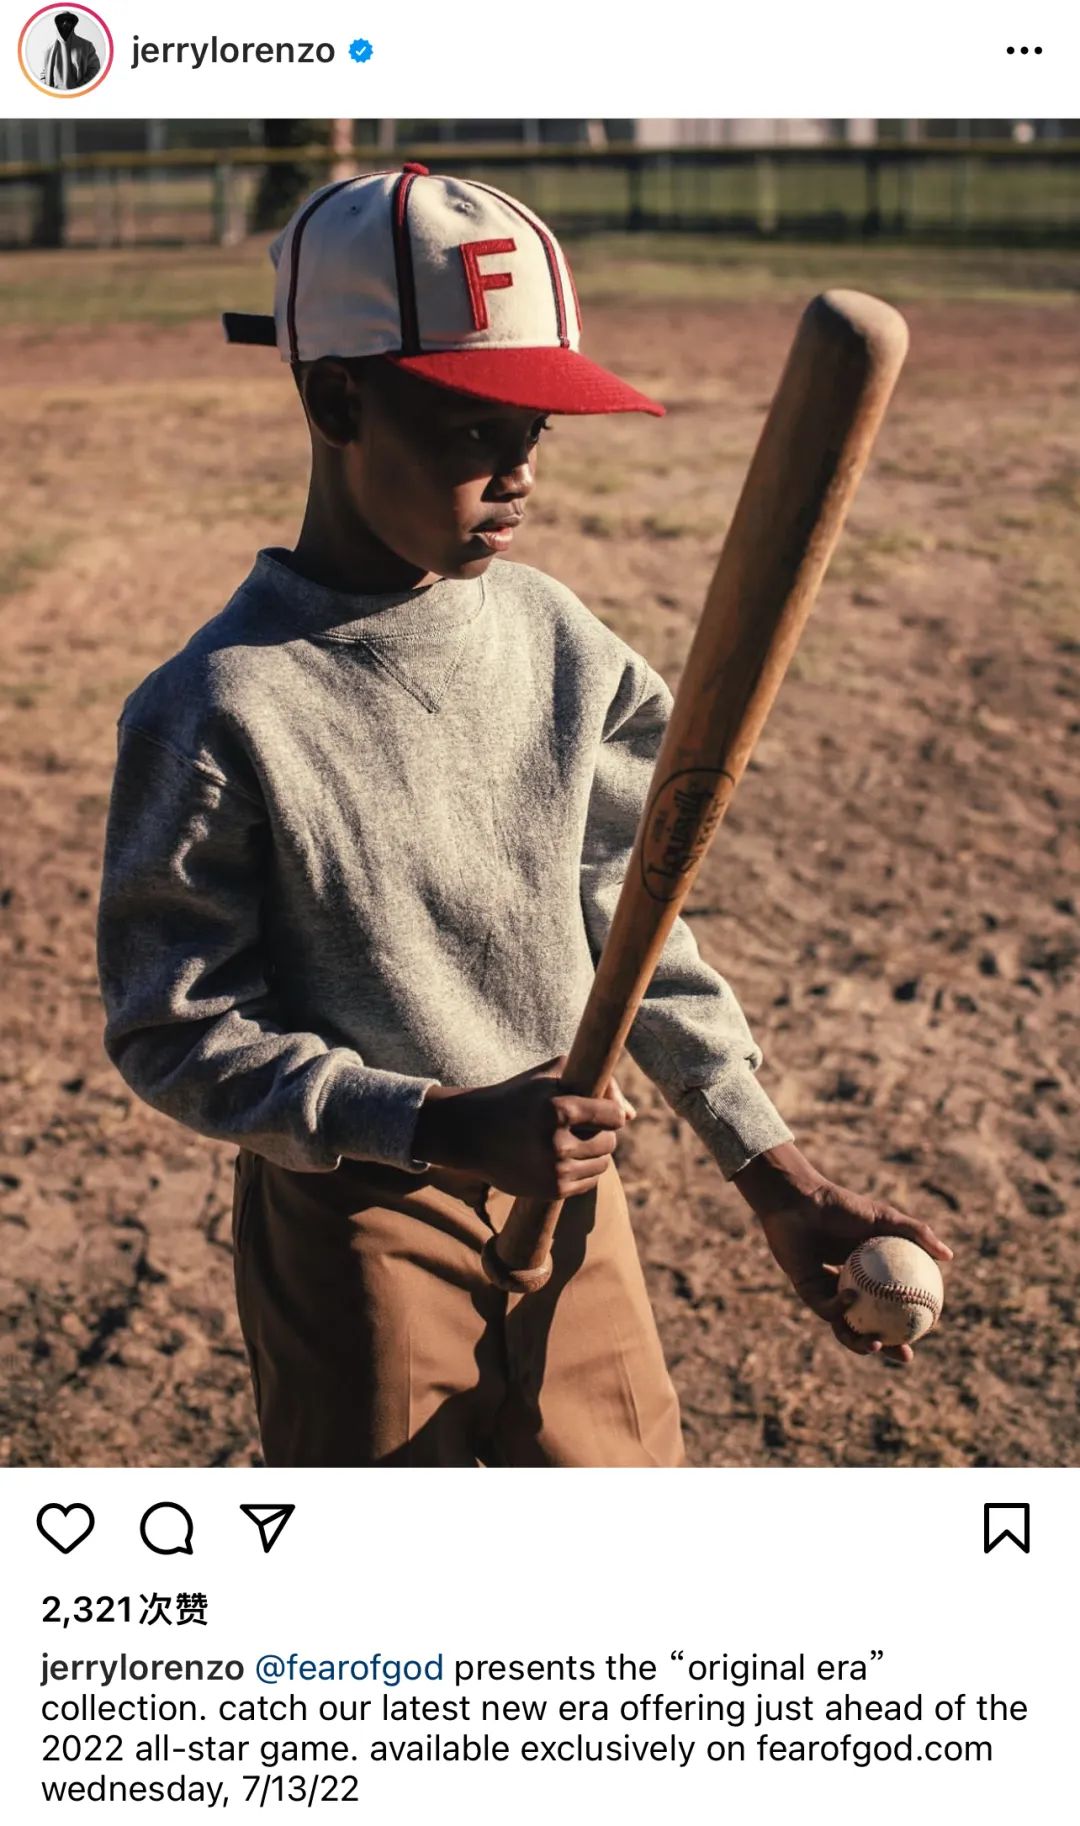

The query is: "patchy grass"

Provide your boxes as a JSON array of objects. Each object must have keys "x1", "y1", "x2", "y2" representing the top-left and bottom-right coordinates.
[
  {"x1": 642, "y1": 510, "x2": 696, "y2": 540},
  {"x1": 0, "y1": 244, "x2": 272, "y2": 330},
  {"x1": 826, "y1": 526, "x2": 937, "y2": 587},
  {"x1": 570, "y1": 235, "x2": 1080, "y2": 307},
  {"x1": 3, "y1": 234, "x2": 1080, "y2": 333},
  {"x1": 1036, "y1": 462, "x2": 1080, "y2": 509},
  {"x1": 0, "y1": 539, "x2": 66, "y2": 600}
]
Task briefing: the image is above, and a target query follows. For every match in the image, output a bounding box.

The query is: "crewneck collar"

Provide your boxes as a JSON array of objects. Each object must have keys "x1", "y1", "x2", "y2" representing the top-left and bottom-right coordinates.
[{"x1": 251, "y1": 547, "x2": 487, "y2": 644}]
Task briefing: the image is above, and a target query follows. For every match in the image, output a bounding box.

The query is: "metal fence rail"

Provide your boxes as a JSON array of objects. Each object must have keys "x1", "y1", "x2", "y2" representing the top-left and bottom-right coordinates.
[{"x1": 2, "y1": 141, "x2": 1079, "y2": 250}]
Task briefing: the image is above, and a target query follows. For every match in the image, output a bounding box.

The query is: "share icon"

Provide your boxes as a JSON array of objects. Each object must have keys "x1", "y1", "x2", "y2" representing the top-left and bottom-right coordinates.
[{"x1": 240, "y1": 1504, "x2": 295, "y2": 1554}]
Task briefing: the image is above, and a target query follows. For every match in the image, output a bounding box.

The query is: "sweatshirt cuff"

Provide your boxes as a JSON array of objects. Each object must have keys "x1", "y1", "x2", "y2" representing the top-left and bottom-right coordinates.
[
  {"x1": 319, "y1": 1065, "x2": 441, "y2": 1172},
  {"x1": 675, "y1": 1066, "x2": 794, "y2": 1180}
]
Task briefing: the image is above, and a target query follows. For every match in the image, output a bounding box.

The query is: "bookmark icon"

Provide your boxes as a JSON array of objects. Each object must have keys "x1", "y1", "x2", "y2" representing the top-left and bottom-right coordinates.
[
  {"x1": 983, "y1": 1502, "x2": 1030, "y2": 1554},
  {"x1": 240, "y1": 1504, "x2": 295, "y2": 1554}
]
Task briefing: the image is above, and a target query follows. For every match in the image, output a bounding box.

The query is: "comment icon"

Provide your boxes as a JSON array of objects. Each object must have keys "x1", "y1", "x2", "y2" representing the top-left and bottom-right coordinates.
[{"x1": 140, "y1": 1502, "x2": 195, "y2": 1555}]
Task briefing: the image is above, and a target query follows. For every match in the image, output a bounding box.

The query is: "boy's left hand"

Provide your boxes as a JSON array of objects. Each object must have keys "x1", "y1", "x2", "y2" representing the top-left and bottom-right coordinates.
[{"x1": 732, "y1": 1142, "x2": 954, "y2": 1365}]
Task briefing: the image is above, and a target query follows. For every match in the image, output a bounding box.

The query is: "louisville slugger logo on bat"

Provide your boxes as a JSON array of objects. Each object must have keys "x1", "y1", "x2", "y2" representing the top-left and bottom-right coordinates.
[{"x1": 641, "y1": 768, "x2": 736, "y2": 903}]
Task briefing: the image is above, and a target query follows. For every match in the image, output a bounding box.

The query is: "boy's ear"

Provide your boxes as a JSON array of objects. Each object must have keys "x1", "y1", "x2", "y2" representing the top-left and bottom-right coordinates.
[{"x1": 296, "y1": 359, "x2": 361, "y2": 449}]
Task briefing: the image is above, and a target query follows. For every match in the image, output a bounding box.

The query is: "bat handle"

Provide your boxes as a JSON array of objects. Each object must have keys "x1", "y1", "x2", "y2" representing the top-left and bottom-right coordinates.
[
  {"x1": 480, "y1": 1195, "x2": 562, "y2": 1293},
  {"x1": 481, "y1": 1045, "x2": 618, "y2": 1293}
]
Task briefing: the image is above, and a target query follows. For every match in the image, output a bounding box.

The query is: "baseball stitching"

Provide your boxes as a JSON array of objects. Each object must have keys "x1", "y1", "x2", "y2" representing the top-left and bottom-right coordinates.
[{"x1": 847, "y1": 1252, "x2": 942, "y2": 1318}]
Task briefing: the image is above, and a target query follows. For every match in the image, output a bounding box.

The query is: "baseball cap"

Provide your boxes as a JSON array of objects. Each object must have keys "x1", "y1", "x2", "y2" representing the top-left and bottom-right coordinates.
[{"x1": 223, "y1": 163, "x2": 664, "y2": 417}]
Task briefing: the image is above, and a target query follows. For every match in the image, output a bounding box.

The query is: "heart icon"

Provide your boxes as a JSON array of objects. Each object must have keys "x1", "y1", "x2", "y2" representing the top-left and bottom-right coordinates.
[{"x1": 37, "y1": 1503, "x2": 95, "y2": 1554}]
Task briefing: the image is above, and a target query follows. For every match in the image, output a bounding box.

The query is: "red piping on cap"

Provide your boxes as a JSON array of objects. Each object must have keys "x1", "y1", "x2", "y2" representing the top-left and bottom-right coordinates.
[
  {"x1": 467, "y1": 179, "x2": 570, "y2": 347},
  {"x1": 565, "y1": 256, "x2": 583, "y2": 338},
  {"x1": 391, "y1": 170, "x2": 422, "y2": 355},
  {"x1": 285, "y1": 178, "x2": 358, "y2": 363}
]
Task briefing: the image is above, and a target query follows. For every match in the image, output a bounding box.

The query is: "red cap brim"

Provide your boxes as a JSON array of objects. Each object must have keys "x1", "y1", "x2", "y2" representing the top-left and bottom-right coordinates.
[{"x1": 386, "y1": 346, "x2": 665, "y2": 417}]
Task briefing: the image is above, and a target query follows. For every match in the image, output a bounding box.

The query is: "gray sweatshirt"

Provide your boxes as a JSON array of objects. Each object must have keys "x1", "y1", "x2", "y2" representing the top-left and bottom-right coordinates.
[{"x1": 97, "y1": 550, "x2": 793, "y2": 1179}]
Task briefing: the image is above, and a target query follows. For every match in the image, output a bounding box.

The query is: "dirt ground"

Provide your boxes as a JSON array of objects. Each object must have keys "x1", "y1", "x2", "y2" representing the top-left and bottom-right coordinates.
[{"x1": 0, "y1": 261, "x2": 1077, "y2": 1468}]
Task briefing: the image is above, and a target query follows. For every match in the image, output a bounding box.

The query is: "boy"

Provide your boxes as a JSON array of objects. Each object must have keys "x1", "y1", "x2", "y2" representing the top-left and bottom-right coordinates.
[{"x1": 97, "y1": 166, "x2": 950, "y2": 1468}]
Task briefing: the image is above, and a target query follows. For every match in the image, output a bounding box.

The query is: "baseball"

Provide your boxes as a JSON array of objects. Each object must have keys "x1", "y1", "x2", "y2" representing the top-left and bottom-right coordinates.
[{"x1": 838, "y1": 1237, "x2": 945, "y2": 1345}]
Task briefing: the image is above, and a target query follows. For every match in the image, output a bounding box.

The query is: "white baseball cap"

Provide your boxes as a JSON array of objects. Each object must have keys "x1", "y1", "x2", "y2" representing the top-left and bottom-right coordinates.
[{"x1": 223, "y1": 163, "x2": 664, "y2": 417}]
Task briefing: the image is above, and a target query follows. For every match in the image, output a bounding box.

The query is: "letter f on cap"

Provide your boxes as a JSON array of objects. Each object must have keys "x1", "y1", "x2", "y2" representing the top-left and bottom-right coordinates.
[{"x1": 460, "y1": 239, "x2": 517, "y2": 331}]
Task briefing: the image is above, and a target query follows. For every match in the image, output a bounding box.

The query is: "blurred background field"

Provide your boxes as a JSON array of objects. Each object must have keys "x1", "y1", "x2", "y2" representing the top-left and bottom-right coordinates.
[
  {"x1": 5, "y1": 235, "x2": 1080, "y2": 330},
  {"x1": 5, "y1": 152, "x2": 1080, "y2": 258},
  {"x1": 5, "y1": 149, "x2": 1080, "y2": 249},
  {"x1": 0, "y1": 122, "x2": 1077, "y2": 1468},
  {"x1": 3, "y1": 116, "x2": 1080, "y2": 252}
]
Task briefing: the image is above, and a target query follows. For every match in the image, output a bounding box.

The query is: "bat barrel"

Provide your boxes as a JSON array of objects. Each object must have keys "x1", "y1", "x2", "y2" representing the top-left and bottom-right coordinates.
[{"x1": 482, "y1": 291, "x2": 909, "y2": 1297}]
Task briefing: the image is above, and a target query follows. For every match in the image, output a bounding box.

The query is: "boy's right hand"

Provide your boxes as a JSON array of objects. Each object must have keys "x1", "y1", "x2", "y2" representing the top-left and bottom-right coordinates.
[{"x1": 412, "y1": 1054, "x2": 634, "y2": 1200}]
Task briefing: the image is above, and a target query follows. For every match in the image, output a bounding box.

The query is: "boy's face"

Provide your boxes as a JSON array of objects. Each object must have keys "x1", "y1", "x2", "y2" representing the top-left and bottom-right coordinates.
[{"x1": 304, "y1": 358, "x2": 551, "y2": 584}]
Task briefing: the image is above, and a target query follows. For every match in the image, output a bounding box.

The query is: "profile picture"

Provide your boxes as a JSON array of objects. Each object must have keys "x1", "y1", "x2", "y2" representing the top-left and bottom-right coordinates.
[{"x1": 18, "y1": 5, "x2": 113, "y2": 96}]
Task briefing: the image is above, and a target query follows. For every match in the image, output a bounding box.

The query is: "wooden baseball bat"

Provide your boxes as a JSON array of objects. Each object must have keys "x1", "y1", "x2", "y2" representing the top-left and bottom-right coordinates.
[{"x1": 481, "y1": 289, "x2": 909, "y2": 1296}]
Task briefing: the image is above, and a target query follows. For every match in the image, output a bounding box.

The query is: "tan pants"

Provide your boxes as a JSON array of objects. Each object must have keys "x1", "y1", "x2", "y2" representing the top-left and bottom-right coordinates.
[{"x1": 232, "y1": 1150, "x2": 684, "y2": 1468}]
